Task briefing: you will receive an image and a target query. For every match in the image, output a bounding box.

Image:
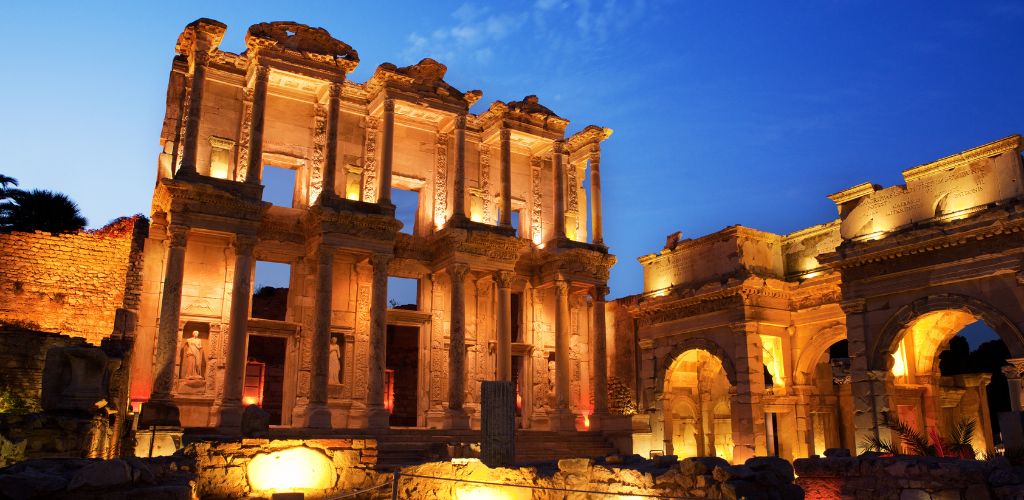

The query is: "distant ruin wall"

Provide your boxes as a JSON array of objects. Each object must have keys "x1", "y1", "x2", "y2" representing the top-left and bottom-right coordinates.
[
  {"x1": 0, "y1": 217, "x2": 147, "y2": 345},
  {"x1": 0, "y1": 328, "x2": 89, "y2": 407}
]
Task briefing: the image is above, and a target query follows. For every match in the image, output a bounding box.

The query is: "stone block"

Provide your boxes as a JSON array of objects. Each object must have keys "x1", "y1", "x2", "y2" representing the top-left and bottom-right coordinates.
[
  {"x1": 480, "y1": 381, "x2": 515, "y2": 468},
  {"x1": 240, "y1": 405, "x2": 270, "y2": 438},
  {"x1": 68, "y1": 459, "x2": 132, "y2": 490}
]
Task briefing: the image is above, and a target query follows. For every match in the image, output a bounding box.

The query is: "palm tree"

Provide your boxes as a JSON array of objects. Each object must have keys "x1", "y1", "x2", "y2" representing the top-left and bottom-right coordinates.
[
  {"x1": 863, "y1": 415, "x2": 976, "y2": 458},
  {"x1": 0, "y1": 188, "x2": 87, "y2": 234}
]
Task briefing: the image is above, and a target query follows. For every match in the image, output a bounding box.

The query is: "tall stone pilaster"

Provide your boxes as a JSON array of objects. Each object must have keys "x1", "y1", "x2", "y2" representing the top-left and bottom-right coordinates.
[
  {"x1": 321, "y1": 83, "x2": 342, "y2": 199},
  {"x1": 500, "y1": 128, "x2": 513, "y2": 227},
  {"x1": 553, "y1": 280, "x2": 575, "y2": 430},
  {"x1": 218, "y1": 234, "x2": 257, "y2": 428},
  {"x1": 174, "y1": 19, "x2": 224, "y2": 177},
  {"x1": 589, "y1": 148, "x2": 603, "y2": 244},
  {"x1": 140, "y1": 224, "x2": 189, "y2": 427},
  {"x1": 379, "y1": 98, "x2": 395, "y2": 204},
  {"x1": 447, "y1": 263, "x2": 470, "y2": 429},
  {"x1": 306, "y1": 245, "x2": 336, "y2": 428},
  {"x1": 844, "y1": 299, "x2": 895, "y2": 454},
  {"x1": 244, "y1": 65, "x2": 270, "y2": 184},
  {"x1": 452, "y1": 114, "x2": 467, "y2": 220},
  {"x1": 367, "y1": 253, "x2": 392, "y2": 428},
  {"x1": 591, "y1": 285, "x2": 609, "y2": 423},
  {"x1": 552, "y1": 141, "x2": 567, "y2": 239},
  {"x1": 495, "y1": 271, "x2": 514, "y2": 381},
  {"x1": 730, "y1": 322, "x2": 767, "y2": 462}
]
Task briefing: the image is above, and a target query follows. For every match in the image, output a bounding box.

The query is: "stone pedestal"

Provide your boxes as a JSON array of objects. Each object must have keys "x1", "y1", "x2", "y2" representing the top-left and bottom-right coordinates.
[{"x1": 481, "y1": 381, "x2": 516, "y2": 468}]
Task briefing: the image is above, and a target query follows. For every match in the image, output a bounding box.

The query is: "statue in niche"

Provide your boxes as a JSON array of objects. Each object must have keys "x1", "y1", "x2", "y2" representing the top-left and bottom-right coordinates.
[
  {"x1": 180, "y1": 330, "x2": 206, "y2": 380},
  {"x1": 328, "y1": 336, "x2": 342, "y2": 385}
]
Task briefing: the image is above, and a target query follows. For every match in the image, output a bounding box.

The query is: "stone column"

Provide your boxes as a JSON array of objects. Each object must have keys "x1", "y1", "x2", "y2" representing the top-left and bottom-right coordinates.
[
  {"x1": 495, "y1": 271, "x2": 514, "y2": 381},
  {"x1": 245, "y1": 65, "x2": 270, "y2": 185},
  {"x1": 1004, "y1": 359, "x2": 1024, "y2": 411},
  {"x1": 591, "y1": 285, "x2": 609, "y2": 423},
  {"x1": 218, "y1": 234, "x2": 257, "y2": 428},
  {"x1": 367, "y1": 253, "x2": 392, "y2": 428},
  {"x1": 589, "y1": 148, "x2": 604, "y2": 244},
  {"x1": 452, "y1": 114, "x2": 467, "y2": 220},
  {"x1": 447, "y1": 263, "x2": 470, "y2": 429},
  {"x1": 140, "y1": 224, "x2": 189, "y2": 427},
  {"x1": 842, "y1": 299, "x2": 895, "y2": 454},
  {"x1": 553, "y1": 279, "x2": 574, "y2": 430},
  {"x1": 552, "y1": 141, "x2": 567, "y2": 239},
  {"x1": 306, "y1": 245, "x2": 336, "y2": 428},
  {"x1": 379, "y1": 98, "x2": 395, "y2": 204},
  {"x1": 500, "y1": 128, "x2": 513, "y2": 227},
  {"x1": 176, "y1": 50, "x2": 211, "y2": 177},
  {"x1": 322, "y1": 83, "x2": 342, "y2": 199}
]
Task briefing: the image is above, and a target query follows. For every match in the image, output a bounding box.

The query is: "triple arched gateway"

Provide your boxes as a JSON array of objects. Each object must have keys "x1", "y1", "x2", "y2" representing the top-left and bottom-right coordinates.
[{"x1": 609, "y1": 135, "x2": 1024, "y2": 462}]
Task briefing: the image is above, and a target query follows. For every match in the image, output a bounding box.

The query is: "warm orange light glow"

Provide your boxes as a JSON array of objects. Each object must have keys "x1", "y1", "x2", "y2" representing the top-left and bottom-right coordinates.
[
  {"x1": 891, "y1": 340, "x2": 908, "y2": 379},
  {"x1": 583, "y1": 413, "x2": 591, "y2": 430},
  {"x1": 247, "y1": 446, "x2": 337, "y2": 493},
  {"x1": 384, "y1": 368, "x2": 395, "y2": 413},
  {"x1": 243, "y1": 396, "x2": 259, "y2": 406}
]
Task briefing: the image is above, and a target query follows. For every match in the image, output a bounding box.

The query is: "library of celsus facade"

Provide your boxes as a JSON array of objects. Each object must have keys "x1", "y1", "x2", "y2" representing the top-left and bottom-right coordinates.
[
  {"x1": 131, "y1": 19, "x2": 616, "y2": 432},
  {"x1": 610, "y1": 135, "x2": 1024, "y2": 463}
]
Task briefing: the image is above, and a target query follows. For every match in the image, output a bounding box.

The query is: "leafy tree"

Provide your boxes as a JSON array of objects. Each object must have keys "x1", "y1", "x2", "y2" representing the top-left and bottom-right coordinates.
[
  {"x1": 0, "y1": 185, "x2": 87, "y2": 234},
  {"x1": 863, "y1": 415, "x2": 976, "y2": 458}
]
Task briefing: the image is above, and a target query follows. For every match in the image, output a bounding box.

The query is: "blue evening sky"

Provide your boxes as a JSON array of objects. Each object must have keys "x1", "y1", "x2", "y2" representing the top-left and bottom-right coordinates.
[{"x1": 2, "y1": 1, "x2": 1023, "y2": 312}]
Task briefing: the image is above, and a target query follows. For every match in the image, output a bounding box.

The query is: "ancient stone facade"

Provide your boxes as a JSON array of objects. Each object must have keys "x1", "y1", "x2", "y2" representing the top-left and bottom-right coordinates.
[
  {"x1": 612, "y1": 135, "x2": 1024, "y2": 463},
  {"x1": 0, "y1": 217, "x2": 147, "y2": 345},
  {"x1": 132, "y1": 19, "x2": 615, "y2": 434}
]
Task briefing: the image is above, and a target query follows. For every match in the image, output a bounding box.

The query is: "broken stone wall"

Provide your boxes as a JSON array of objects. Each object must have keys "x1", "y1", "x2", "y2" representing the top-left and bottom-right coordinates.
[
  {"x1": 794, "y1": 454, "x2": 1024, "y2": 500},
  {"x1": 0, "y1": 216, "x2": 147, "y2": 344},
  {"x1": 0, "y1": 328, "x2": 89, "y2": 409}
]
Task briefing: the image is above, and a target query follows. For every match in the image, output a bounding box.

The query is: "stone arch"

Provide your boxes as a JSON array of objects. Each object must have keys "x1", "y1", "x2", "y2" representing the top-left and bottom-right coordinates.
[
  {"x1": 658, "y1": 337, "x2": 737, "y2": 389},
  {"x1": 794, "y1": 324, "x2": 847, "y2": 386},
  {"x1": 869, "y1": 293, "x2": 1024, "y2": 371}
]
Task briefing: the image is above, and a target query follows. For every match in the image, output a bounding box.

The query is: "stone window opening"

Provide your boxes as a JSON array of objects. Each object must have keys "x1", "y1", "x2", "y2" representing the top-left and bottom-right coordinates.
[
  {"x1": 391, "y1": 187, "x2": 420, "y2": 235},
  {"x1": 207, "y1": 136, "x2": 235, "y2": 180},
  {"x1": 343, "y1": 164, "x2": 363, "y2": 201},
  {"x1": 387, "y1": 276, "x2": 419, "y2": 311},
  {"x1": 252, "y1": 261, "x2": 291, "y2": 321},
  {"x1": 260, "y1": 164, "x2": 299, "y2": 208}
]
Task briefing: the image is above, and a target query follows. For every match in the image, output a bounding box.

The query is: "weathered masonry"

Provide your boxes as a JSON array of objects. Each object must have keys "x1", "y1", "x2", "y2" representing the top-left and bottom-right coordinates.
[
  {"x1": 612, "y1": 135, "x2": 1024, "y2": 463},
  {"x1": 132, "y1": 19, "x2": 616, "y2": 433}
]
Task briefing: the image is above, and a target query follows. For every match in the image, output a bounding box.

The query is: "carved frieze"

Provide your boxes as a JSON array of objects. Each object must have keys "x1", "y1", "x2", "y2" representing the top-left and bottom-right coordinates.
[
  {"x1": 431, "y1": 228, "x2": 526, "y2": 263},
  {"x1": 480, "y1": 144, "x2": 492, "y2": 223},
  {"x1": 362, "y1": 116, "x2": 379, "y2": 202},
  {"x1": 309, "y1": 103, "x2": 328, "y2": 202},
  {"x1": 530, "y1": 156, "x2": 543, "y2": 242},
  {"x1": 434, "y1": 132, "x2": 449, "y2": 225}
]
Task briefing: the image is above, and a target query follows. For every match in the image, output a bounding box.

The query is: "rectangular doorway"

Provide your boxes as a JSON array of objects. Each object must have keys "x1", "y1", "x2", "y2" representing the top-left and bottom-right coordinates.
[
  {"x1": 386, "y1": 324, "x2": 419, "y2": 427},
  {"x1": 246, "y1": 335, "x2": 287, "y2": 425}
]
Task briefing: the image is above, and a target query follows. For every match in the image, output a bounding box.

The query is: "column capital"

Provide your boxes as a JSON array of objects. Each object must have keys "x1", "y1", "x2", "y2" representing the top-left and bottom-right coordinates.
[
  {"x1": 383, "y1": 97, "x2": 396, "y2": 113},
  {"x1": 1004, "y1": 358, "x2": 1024, "y2": 378},
  {"x1": 729, "y1": 321, "x2": 757, "y2": 336},
  {"x1": 593, "y1": 285, "x2": 610, "y2": 301},
  {"x1": 495, "y1": 270, "x2": 515, "y2": 289},
  {"x1": 232, "y1": 234, "x2": 258, "y2": 254},
  {"x1": 499, "y1": 127, "x2": 511, "y2": 141},
  {"x1": 455, "y1": 113, "x2": 467, "y2": 130},
  {"x1": 166, "y1": 224, "x2": 189, "y2": 247},
  {"x1": 317, "y1": 245, "x2": 338, "y2": 265},
  {"x1": 840, "y1": 298, "x2": 866, "y2": 314},
  {"x1": 553, "y1": 139, "x2": 565, "y2": 154},
  {"x1": 555, "y1": 279, "x2": 570, "y2": 296},
  {"x1": 449, "y1": 263, "x2": 470, "y2": 281},
  {"x1": 369, "y1": 253, "x2": 392, "y2": 271},
  {"x1": 328, "y1": 82, "x2": 342, "y2": 100},
  {"x1": 251, "y1": 63, "x2": 270, "y2": 82}
]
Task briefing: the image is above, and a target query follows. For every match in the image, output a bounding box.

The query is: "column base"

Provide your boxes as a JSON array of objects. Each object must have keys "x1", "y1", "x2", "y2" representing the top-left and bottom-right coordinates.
[
  {"x1": 551, "y1": 408, "x2": 575, "y2": 432},
  {"x1": 367, "y1": 408, "x2": 391, "y2": 429},
  {"x1": 217, "y1": 403, "x2": 243, "y2": 429},
  {"x1": 305, "y1": 404, "x2": 333, "y2": 429},
  {"x1": 139, "y1": 400, "x2": 181, "y2": 428},
  {"x1": 445, "y1": 408, "x2": 470, "y2": 430},
  {"x1": 426, "y1": 408, "x2": 448, "y2": 429}
]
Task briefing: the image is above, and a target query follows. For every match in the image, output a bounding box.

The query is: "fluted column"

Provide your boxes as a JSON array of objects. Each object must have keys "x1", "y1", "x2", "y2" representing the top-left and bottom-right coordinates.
[
  {"x1": 322, "y1": 83, "x2": 342, "y2": 199},
  {"x1": 591, "y1": 285, "x2": 609, "y2": 420},
  {"x1": 453, "y1": 114, "x2": 467, "y2": 220},
  {"x1": 218, "y1": 234, "x2": 257, "y2": 428},
  {"x1": 495, "y1": 271, "x2": 514, "y2": 381},
  {"x1": 552, "y1": 141, "x2": 567, "y2": 239},
  {"x1": 553, "y1": 279, "x2": 574, "y2": 430},
  {"x1": 367, "y1": 253, "x2": 392, "y2": 428},
  {"x1": 379, "y1": 98, "x2": 395, "y2": 204},
  {"x1": 140, "y1": 224, "x2": 188, "y2": 427},
  {"x1": 306, "y1": 246, "x2": 336, "y2": 428},
  {"x1": 176, "y1": 51, "x2": 211, "y2": 177},
  {"x1": 500, "y1": 128, "x2": 513, "y2": 226},
  {"x1": 589, "y1": 149, "x2": 604, "y2": 244},
  {"x1": 245, "y1": 65, "x2": 270, "y2": 185},
  {"x1": 447, "y1": 263, "x2": 470, "y2": 429}
]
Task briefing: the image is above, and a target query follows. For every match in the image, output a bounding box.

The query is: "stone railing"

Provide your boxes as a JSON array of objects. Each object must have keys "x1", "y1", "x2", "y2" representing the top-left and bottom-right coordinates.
[{"x1": 794, "y1": 453, "x2": 1024, "y2": 499}]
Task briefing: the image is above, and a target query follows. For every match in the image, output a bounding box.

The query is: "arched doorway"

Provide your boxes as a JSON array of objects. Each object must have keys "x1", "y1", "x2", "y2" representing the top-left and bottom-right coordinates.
[
  {"x1": 662, "y1": 348, "x2": 735, "y2": 461},
  {"x1": 872, "y1": 295, "x2": 1024, "y2": 456}
]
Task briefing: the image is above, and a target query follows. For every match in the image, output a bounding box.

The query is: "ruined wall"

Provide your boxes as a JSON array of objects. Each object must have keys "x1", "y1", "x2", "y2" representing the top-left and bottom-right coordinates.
[
  {"x1": 794, "y1": 454, "x2": 1024, "y2": 500},
  {"x1": 0, "y1": 328, "x2": 89, "y2": 407},
  {"x1": 0, "y1": 217, "x2": 147, "y2": 344}
]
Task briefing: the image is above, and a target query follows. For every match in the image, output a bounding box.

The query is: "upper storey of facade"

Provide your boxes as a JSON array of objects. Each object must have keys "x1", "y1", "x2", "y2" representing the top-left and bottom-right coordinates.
[
  {"x1": 634, "y1": 135, "x2": 1024, "y2": 300},
  {"x1": 153, "y1": 18, "x2": 613, "y2": 272}
]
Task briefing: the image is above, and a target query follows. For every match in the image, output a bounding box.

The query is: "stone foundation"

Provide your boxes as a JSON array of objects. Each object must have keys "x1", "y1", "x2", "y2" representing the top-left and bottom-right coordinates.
[
  {"x1": 184, "y1": 438, "x2": 385, "y2": 498},
  {"x1": 794, "y1": 454, "x2": 1024, "y2": 499},
  {"x1": 0, "y1": 456, "x2": 195, "y2": 499}
]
